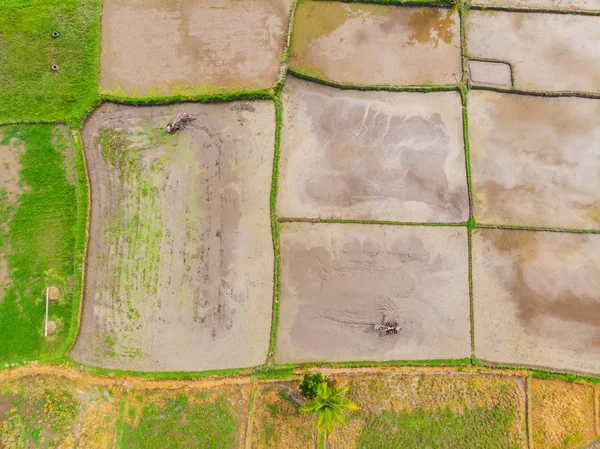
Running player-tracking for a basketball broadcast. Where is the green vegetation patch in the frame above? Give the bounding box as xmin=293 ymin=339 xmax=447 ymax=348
xmin=356 ymin=406 xmax=520 ymax=449
xmin=0 ymin=0 xmax=101 ymax=125
xmin=0 ymin=125 xmax=78 ymax=362
xmin=0 ymin=386 xmax=80 ymax=448
xmin=120 ymin=393 xmax=239 ymax=449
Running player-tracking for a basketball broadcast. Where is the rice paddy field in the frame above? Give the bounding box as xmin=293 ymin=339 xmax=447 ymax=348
xmin=0 ymin=0 xmax=599 ymax=447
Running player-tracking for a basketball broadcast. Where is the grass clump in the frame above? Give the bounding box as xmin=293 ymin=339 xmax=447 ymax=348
xmin=0 ymin=125 xmax=78 ymax=362
xmin=0 ymin=0 xmax=101 ymax=125
xmin=121 ymin=393 xmax=238 ymax=449
xmin=356 ymin=406 xmax=521 ymax=449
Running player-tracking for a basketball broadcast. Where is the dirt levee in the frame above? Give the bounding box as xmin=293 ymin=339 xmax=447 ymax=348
xmin=467 ymin=11 xmax=600 ymax=92
xmin=469 ymin=91 xmax=600 ymax=230
xmin=72 ymin=102 xmax=275 ymax=371
xmin=278 ymin=78 xmax=468 ymax=222
xmin=275 ymin=223 xmax=470 ymax=364
xmin=290 ymin=2 xmax=461 ymax=86
xmin=100 ymin=0 xmax=293 ymax=96
xmin=472 ymin=229 xmax=600 ymax=374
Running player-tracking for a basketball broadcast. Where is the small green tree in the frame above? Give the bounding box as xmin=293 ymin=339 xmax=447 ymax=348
xmin=299 ymin=372 xmax=327 ymax=399
xmin=299 ymin=381 xmax=359 ymax=434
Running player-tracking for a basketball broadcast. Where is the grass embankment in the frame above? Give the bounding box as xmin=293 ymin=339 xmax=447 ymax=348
xmin=0 ymin=0 xmax=101 ymax=126
xmin=0 ymin=125 xmax=79 ymax=362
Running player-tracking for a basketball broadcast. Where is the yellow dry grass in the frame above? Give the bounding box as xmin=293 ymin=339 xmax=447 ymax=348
xmin=531 ymin=378 xmax=598 ymax=449
xmin=250 ymin=381 xmax=315 ymax=449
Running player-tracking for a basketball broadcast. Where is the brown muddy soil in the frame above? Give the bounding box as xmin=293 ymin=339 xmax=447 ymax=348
xmin=100 ymin=0 xmax=294 ymax=96
xmin=472 ymin=229 xmax=600 ymax=375
xmin=290 ymin=2 xmax=461 ymax=85
xmin=0 ymin=131 xmax=23 ymax=292
xmin=275 ymin=222 xmax=470 ymax=364
xmin=278 ymin=77 xmax=469 ymax=222
xmin=469 ymin=91 xmax=600 ymax=230
xmin=71 ymin=102 xmax=275 ymax=371
xmin=466 ymin=10 xmax=600 ymax=92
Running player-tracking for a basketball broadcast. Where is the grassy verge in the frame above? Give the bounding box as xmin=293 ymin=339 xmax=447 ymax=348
xmin=288 ymin=68 xmax=459 ymax=93
xmin=0 ymin=125 xmax=78 ymax=363
xmin=58 ymin=130 xmax=90 ymax=360
xmin=101 ymin=89 xmax=274 ymax=106
xmin=0 ymin=0 xmax=101 ymax=126
xmin=267 ymin=94 xmax=283 ymax=361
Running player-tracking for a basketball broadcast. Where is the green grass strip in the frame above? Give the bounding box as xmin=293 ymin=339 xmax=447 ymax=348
xmin=475 ymin=224 xmax=600 ymax=235
xmin=467 ymin=228 xmax=475 ymax=358
xmin=57 ymin=129 xmax=90 ymax=360
xmin=114 ymin=395 xmax=129 ymax=449
xmin=468 ymin=3 xmax=600 ymax=16
xmin=288 ymin=68 xmax=459 ymax=93
xmin=267 ymin=94 xmax=283 ymax=361
xmin=100 ymin=89 xmax=274 ymax=106
xmin=470 ymin=85 xmax=600 ymax=100
xmin=275 ymin=0 xmax=302 ymax=92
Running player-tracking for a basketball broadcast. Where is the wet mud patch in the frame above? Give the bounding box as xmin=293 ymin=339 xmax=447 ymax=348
xmin=100 ymin=0 xmax=293 ymax=96
xmin=72 ymin=102 xmax=275 ymax=371
xmin=530 ymin=378 xmax=598 ymax=449
xmin=290 ymin=2 xmax=461 ymax=85
xmin=278 ymin=78 xmax=468 ymax=222
xmin=469 ymin=91 xmax=600 ymax=230
xmin=275 ymin=223 xmax=470 ymax=364
xmin=472 ymin=229 xmax=600 ymax=374
xmin=466 ymin=11 xmax=600 ymax=92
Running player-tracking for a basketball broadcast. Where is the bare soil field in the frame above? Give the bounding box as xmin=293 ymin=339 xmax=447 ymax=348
xmin=469 ymin=91 xmax=600 ymax=230
xmin=472 ymin=229 xmax=600 ymax=374
xmin=466 ymin=10 xmax=600 ymax=92
xmin=72 ymin=102 xmax=275 ymax=371
xmin=275 ymin=223 xmax=470 ymax=364
xmin=289 ymin=2 xmax=461 ymax=86
xmin=472 ymin=0 xmax=600 ymax=10
xmin=327 ymin=371 xmax=527 ymax=449
xmin=278 ymin=77 xmax=468 ymax=222
xmin=530 ymin=378 xmax=598 ymax=449
xmin=0 ymin=133 xmax=23 ymax=293
xmin=100 ymin=0 xmax=293 ymax=96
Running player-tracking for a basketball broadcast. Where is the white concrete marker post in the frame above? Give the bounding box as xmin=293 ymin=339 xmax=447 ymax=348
xmin=44 ymin=287 xmax=49 ymax=337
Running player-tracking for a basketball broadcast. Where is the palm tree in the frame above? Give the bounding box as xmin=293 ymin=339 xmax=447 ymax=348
xmin=299 ymin=381 xmax=359 ymax=434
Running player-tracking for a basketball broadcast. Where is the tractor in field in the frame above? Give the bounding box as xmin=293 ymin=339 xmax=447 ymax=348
xmin=166 ymin=112 xmax=195 ymax=134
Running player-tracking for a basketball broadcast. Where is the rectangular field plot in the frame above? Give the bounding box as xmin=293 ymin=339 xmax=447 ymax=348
xmin=275 ymin=223 xmax=470 ymax=364
xmin=100 ymin=0 xmax=293 ymax=97
xmin=466 ymin=10 xmax=600 ymax=92
xmin=327 ymin=372 xmax=527 ymax=449
xmin=0 ymin=125 xmax=78 ymax=361
xmin=121 ymin=384 xmax=252 ymax=449
xmin=530 ymin=378 xmax=598 ymax=449
xmin=472 ymin=229 xmax=600 ymax=374
xmin=469 ymin=92 xmax=600 ymax=230
xmin=72 ymin=102 xmax=275 ymax=371
xmin=289 ymin=2 xmax=461 ymax=86
xmin=278 ymin=78 xmax=468 ymax=222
